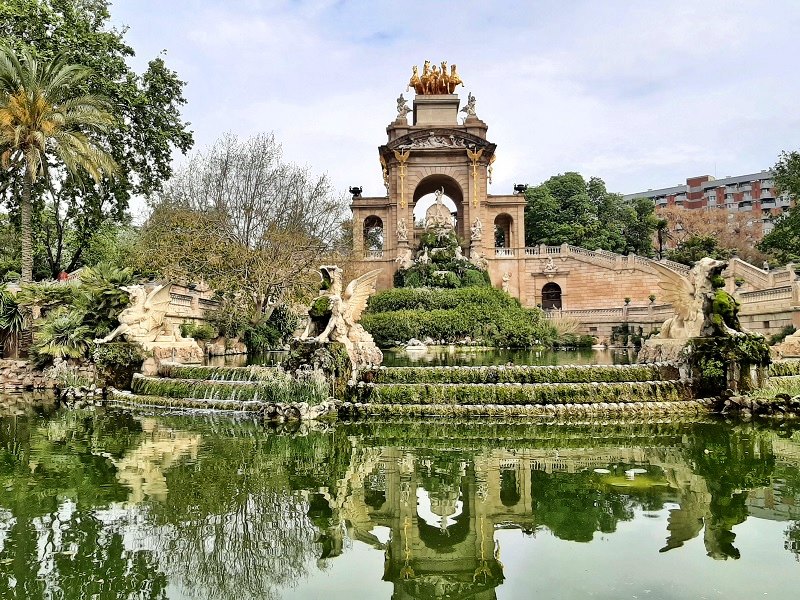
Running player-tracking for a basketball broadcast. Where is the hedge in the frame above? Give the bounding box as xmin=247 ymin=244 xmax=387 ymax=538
xmin=361 ymin=305 xmax=556 ymax=348
xmin=366 ymin=286 xmax=520 ymax=313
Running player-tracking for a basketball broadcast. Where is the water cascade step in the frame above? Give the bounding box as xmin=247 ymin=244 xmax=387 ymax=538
xmin=108 ymin=363 xmax=335 ymax=419
xmin=347 ymin=363 xmax=706 ymax=417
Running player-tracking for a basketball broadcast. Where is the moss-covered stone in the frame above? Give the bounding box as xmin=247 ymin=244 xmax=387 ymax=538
xmin=688 ymin=333 xmax=771 ymax=396
xmin=284 ymin=339 xmax=352 ymax=398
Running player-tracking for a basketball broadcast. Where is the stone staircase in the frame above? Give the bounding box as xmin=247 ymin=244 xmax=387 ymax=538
xmin=108 ymin=364 xmax=337 ymax=419
xmin=346 ymin=364 xmax=711 ymax=417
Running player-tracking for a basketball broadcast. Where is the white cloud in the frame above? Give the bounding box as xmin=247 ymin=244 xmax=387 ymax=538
xmin=111 ymin=0 xmax=800 ymax=204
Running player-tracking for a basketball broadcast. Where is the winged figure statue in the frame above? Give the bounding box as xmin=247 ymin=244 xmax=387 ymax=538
xmin=95 ymin=284 xmax=175 ymax=343
xmin=649 ymin=257 xmax=739 ymax=339
xmin=300 ymin=266 xmax=383 ymax=368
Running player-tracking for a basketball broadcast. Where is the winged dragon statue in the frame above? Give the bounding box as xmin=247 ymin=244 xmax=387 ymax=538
xmin=95 ymin=284 xmax=183 ymax=344
xmin=300 ymin=266 xmax=383 ymax=368
xmin=648 ymin=257 xmax=741 ymax=340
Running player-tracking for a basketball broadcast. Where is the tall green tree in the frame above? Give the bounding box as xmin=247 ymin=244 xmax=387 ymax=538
xmin=0 ymin=0 xmax=193 ymax=278
xmin=759 ymin=150 xmax=800 ymax=264
xmin=523 ymin=172 xmax=656 ymax=255
xmin=0 ymin=45 xmax=116 ymax=282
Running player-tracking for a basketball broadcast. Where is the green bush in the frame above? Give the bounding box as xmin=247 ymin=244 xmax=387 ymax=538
xmin=362 ymin=304 xmax=555 ymax=348
xmin=367 ymin=287 xmax=520 ymax=313
xmin=180 ymin=322 xmax=217 ymax=341
xmin=93 ymin=342 xmax=148 ymax=389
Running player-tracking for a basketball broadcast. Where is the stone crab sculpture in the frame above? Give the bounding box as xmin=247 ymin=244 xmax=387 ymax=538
xmin=299 ymin=265 xmax=383 ymax=370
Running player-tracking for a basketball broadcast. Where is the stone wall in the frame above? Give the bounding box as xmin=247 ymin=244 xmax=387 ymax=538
xmin=0 ymin=359 xmax=95 ymax=391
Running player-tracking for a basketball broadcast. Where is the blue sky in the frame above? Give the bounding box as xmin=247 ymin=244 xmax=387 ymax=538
xmin=111 ymin=0 xmax=800 ymax=206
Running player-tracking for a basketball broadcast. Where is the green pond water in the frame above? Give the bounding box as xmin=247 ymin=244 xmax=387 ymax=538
xmin=207 ymin=348 xmax=636 ymax=368
xmin=1 ymin=405 xmax=800 ymax=599
xmin=382 ymin=347 xmax=636 ymax=367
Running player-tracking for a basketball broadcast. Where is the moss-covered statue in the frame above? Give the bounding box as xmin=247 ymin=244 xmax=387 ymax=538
xmin=640 ymin=257 xmax=769 ymax=394
xmin=649 ymin=257 xmax=740 ymax=340
xmin=299 ymin=265 xmax=383 ymax=369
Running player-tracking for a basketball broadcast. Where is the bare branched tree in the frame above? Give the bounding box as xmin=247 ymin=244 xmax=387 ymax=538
xmin=135 ymin=133 xmax=348 ymax=316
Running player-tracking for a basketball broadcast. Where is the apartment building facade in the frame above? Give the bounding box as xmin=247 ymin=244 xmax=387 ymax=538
xmin=624 ymin=172 xmax=792 ymax=236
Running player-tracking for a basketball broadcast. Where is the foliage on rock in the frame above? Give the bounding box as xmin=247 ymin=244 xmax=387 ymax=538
xmin=360 ymin=364 xmax=676 ymax=385
xmin=92 ymin=342 xmax=147 ymax=389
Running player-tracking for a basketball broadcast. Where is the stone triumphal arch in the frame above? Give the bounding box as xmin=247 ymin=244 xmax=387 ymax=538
xmin=350 ymin=63 xmax=800 ymax=340
xmin=350 ymin=71 xmax=525 ymax=291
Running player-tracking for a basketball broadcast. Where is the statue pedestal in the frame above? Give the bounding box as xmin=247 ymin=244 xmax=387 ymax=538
xmin=772 ymin=331 xmax=800 ymax=359
xmin=638 ymin=338 xmax=689 ymax=364
xmin=139 ymin=340 xmax=204 ymax=376
xmin=413 ymin=94 xmax=460 ymax=126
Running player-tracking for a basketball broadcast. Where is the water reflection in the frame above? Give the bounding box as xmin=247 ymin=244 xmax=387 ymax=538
xmin=1 ymin=411 xmax=800 ymax=598
xmin=382 ymin=347 xmax=636 ymax=367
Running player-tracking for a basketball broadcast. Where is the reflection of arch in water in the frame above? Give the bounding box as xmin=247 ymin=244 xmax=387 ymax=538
xmin=500 ymin=469 xmax=521 ymax=507
xmin=411 ymin=174 xmax=465 ymax=235
xmin=416 ymin=485 xmax=472 ymax=550
xmin=541 ymin=282 xmax=562 ymax=310
xmin=416 ymin=487 xmax=463 ymax=529
xmin=494 ymin=213 xmax=514 ymax=248
xmin=363 ymin=215 xmax=384 ymax=251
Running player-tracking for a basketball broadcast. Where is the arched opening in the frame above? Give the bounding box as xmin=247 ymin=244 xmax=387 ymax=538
xmin=363 ymin=215 xmax=384 ymax=257
xmin=500 ymin=469 xmax=521 ymax=507
xmin=541 ymin=282 xmax=562 ymax=310
xmin=494 ymin=213 xmax=513 ymax=248
xmin=412 ymin=175 xmax=465 ymax=238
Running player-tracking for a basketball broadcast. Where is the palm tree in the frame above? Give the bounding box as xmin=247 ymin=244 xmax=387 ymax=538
xmin=0 ymin=45 xmax=117 ymax=283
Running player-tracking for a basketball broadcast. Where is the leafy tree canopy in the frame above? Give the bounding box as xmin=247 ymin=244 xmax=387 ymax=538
xmin=758 ymin=150 xmax=800 ymax=264
xmin=523 ymin=172 xmax=657 ymax=255
xmin=0 ymin=0 xmax=193 ymax=278
xmin=665 ymin=234 xmax=732 ymax=266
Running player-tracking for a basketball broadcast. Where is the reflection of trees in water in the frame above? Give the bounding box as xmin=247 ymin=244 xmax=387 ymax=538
xmin=4 ymin=411 xmax=800 ymax=598
xmin=0 ymin=410 xmax=166 ymax=599
xmin=530 ymin=470 xmax=639 ymax=542
xmin=148 ymin=492 xmax=320 ymax=600
xmin=142 ymin=430 xmax=353 ymax=600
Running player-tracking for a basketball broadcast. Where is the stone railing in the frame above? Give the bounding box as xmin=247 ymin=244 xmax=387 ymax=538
xmin=738 ymin=286 xmax=794 ymax=303
xmin=364 ymin=250 xmax=384 ymax=259
xmin=495 ymin=248 xmax=514 ymax=257
xmin=520 ymin=244 xmax=691 ymax=276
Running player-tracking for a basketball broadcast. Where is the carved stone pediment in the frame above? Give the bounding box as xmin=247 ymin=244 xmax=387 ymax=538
xmin=384 ymin=129 xmax=493 ymax=154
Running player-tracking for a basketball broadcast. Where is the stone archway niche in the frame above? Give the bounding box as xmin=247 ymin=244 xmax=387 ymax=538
xmin=542 ymin=282 xmax=562 ymax=309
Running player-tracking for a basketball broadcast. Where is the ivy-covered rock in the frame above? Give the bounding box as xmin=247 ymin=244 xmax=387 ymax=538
xmin=688 ymin=333 xmax=771 ymax=396
xmin=284 ymin=339 xmax=351 ymax=398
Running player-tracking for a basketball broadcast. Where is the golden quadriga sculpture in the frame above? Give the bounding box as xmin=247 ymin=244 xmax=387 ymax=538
xmin=408 ymin=60 xmax=464 ymax=95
